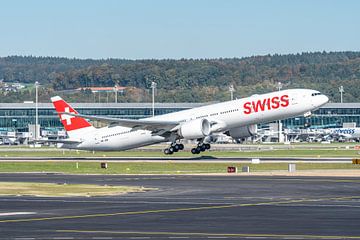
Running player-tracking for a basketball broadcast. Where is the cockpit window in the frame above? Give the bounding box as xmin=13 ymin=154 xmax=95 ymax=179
xmin=311 ymin=92 xmax=322 ymax=96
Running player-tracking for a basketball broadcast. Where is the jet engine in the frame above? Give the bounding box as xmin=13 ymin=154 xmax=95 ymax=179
xmin=227 ymin=125 xmax=257 ymax=139
xmin=178 ymin=119 xmax=211 ymax=140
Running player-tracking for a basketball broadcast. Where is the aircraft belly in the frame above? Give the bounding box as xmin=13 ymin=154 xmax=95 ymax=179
xmin=85 ymin=131 xmax=166 ymax=151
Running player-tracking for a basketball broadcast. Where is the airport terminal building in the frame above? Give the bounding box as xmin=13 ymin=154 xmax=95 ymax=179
xmin=0 ymin=102 xmax=359 ymax=132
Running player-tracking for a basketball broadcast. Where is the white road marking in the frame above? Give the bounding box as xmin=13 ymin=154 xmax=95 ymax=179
xmin=52 ymin=238 xmax=75 ymax=240
xmin=0 ymin=212 xmax=36 ymax=216
xmin=168 ymin=237 xmax=189 ymax=239
xmin=243 ymin=238 xmax=268 ymax=239
xmin=92 ymin=238 xmax=113 ymax=240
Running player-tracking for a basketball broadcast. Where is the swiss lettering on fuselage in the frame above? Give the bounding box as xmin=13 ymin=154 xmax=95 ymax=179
xmin=243 ymin=95 xmax=290 ymax=114
xmin=334 ymin=128 xmax=355 ymax=135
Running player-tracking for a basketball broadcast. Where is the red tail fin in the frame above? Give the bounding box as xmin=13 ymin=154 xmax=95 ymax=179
xmin=51 ymin=96 xmax=92 ymax=132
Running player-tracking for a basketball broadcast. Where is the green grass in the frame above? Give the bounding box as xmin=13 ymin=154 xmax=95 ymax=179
xmin=0 ymin=162 xmax=358 ymax=174
xmin=0 ymin=182 xmax=149 ymax=197
xmin=0 ymin=149 xmax=359 ymax=158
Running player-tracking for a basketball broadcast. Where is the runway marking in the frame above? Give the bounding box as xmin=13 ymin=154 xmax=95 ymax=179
xmin=0 ymin=196 xmax=360 ymax=224
xmin=55 ymin=230 xmax=360 ymax=239
xmin=168 ymin=237 xmax=189 ymax=239
xmin=52 ymin=238 xmax=74 ymax=240
xmin=129 ymin=237 xmax=151 ymax=239
xmin=0 ymin=212 xmax=36 ymax=216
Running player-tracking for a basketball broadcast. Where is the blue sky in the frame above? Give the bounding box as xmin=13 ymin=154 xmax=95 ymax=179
xmin=0 ymin=0 xmax=359 ymax=59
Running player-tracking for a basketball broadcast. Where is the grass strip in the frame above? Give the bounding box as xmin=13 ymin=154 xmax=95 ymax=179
xmin=0 ymin=162 xmax=359 ymax=174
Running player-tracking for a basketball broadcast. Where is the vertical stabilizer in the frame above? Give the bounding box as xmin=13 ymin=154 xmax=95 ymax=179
xmin=51 ymin=96 xmax=95 ymax=139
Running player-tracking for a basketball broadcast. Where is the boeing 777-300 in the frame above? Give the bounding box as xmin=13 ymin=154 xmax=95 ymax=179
xmin=50 ymin=89 xmax=328 ymax=154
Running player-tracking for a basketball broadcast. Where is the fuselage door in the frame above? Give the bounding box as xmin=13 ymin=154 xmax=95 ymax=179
xmin=291 ymin=92 xmax=299 ymax=105
xmin=94 ymin=134 xmax=100 ymax=145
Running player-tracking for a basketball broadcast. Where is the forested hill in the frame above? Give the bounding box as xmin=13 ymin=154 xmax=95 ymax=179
xmin=0 ymin=52 xmax=360 ymax=103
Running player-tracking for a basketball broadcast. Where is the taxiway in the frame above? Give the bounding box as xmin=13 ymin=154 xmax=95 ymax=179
xmin=0 ymin=174 xmax=359 ymax=239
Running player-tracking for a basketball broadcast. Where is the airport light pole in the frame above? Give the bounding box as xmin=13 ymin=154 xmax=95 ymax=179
xmin=339 ymin=85 xmax=344 ymax=103
xmin=35 ymin=81 xmax=39 ymax=140
xmin=151 ymin=81 xmax=157 ymax=117
xmin=114 ymin=85 xmax=118 ymax=103
xmin=229 ymin=84 xmax=234 ymax=101
xmin=277 ymin=82 xmax=282 ymax=142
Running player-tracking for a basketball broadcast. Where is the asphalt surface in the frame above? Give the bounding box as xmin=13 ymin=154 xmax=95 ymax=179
xmin=0 ymin=156 xmax=353 ymax=163
xmin=0 ymin=174 xmax=360 ymax=239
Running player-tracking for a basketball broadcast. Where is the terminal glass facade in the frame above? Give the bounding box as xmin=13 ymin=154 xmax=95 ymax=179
xmin=0 ymin=102 xmax=358 ymax=131
xmin=282 ymin=103 xmax=360 ymax=128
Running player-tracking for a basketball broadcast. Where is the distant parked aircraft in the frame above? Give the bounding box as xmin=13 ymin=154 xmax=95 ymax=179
xmin=326 ymin=128 xmax=360 ymax=141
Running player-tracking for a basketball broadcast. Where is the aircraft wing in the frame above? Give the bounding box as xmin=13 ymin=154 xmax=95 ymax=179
xmin=60 ymin=112 xmax=180 ymax=132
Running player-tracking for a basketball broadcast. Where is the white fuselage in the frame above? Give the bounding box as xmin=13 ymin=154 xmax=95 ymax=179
xmin=65 ymin=89 xmax=328 ymax=151
xmin=329 ymin=128 xmax=360 ymax=139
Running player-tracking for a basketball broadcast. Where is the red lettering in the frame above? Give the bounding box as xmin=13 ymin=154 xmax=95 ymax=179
xmin=271 ymin=96 xmax=280 ymax=109
xmin=280 ymin=95 xmax=289 ymax=107
xmin=252 ymin=99 xmax=267 ymax=112
xmin=244 ymin=94 xmax=289 ymax=115
xmin=267 ymin=98 xmax=271 ymax=110
xmin=243 ymin=102 xmax=252 ymax=114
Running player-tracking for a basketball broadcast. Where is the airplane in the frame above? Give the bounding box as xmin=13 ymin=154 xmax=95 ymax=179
xmin=324 ymin=127 xmax=360 ymax=142
xmin=50 ymin=89 xmax=329 ymax=154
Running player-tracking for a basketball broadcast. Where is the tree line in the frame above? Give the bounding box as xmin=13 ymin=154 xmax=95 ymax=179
xmin=0 ymin=51 xmax=359 ymax=102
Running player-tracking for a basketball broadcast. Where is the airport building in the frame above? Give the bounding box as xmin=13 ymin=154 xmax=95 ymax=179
xmin=283 ymin=103 xmax=360 ymax=128
xmin=0 ymin=102 xmax=359 ymax=132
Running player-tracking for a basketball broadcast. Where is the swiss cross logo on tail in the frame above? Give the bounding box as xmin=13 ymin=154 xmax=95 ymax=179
xmin=60 ymin=107 xmax=75 ymax=125
xmin=51 ymin=96 xmax=92 ymax=131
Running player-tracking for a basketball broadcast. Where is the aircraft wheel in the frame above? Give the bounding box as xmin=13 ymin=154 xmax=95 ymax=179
xmin=169 ymin=146 xmax=175 ymax=153
xmin=178 ymin=143 xmax=184 ymax=150
xmin=205 ymin=143 xmax=211 ymax=150
xmin=199 ymin=145 xmax=206 ymax=152
xmin=173 ymin=144 xmax=180 ymax=152
xmin=164 ymin=148 xmax=170 ymax=155
xmin=191 ymin=148 xmax=197 ymax=154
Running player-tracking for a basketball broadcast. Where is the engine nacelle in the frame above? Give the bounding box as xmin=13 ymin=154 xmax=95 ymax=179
xmin=178 ymin=119 xmax=211 ymax=140
xmin=227 ymin=125 xmax=257 ymax=139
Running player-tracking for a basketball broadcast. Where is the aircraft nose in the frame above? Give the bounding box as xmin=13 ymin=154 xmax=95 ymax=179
xmin=322 ymin=95 xmax=329 ymax=105
xmin=313 ymin=94 xmax=329 ymax=108
xmin=317 ymin=94 xmax=329 ymax=107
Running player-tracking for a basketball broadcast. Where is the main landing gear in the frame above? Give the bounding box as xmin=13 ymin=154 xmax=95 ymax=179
xmin=164 ymin=142 xmax=184 ymax=155
xmin=163 ymin=142 xmax=211 ymax=155
xmin=191 ymin=143 xmax=211 ymax=154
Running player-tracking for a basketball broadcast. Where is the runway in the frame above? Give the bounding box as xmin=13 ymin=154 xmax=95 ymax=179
xmin=0 ymin=156 xmax=353 ymax=163
xmin=0 ymin=174 xmax=360 ymax=239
